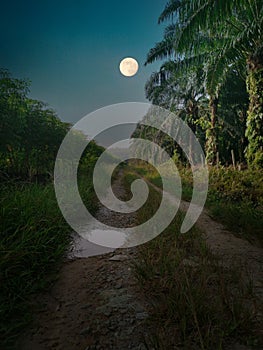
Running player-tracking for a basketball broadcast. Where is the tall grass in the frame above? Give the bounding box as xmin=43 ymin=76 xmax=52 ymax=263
xmin=0 ymin=183 xmax=69 ymax=347
xmin=0 ymin=171 xmax=96 ymax=348
xmin=124 ymin=171 xmax=261 ymax=349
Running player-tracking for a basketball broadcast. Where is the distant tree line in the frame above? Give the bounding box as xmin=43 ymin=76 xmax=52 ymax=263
xmin=0 ymin=69 xmax=106 ymax=183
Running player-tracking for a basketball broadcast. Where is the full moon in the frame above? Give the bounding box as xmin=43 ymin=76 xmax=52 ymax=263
xmin=119 ymin=57 xmax=139 ymax=77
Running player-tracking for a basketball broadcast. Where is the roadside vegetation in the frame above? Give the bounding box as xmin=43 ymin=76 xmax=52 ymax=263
xmin=123 ymin=167 xmax=262 ymax=349
xmin=0 ymin=183 xmax=71 ymax=347
xmin=182 ymin=166 xmax=263 ymax=246
xmin=0 ymin=69 xmax=102 ymax=348
xmin=129 ymin=160 xmax=263 ymax=247
xmin=1 ymin=1 xmax=262 ymax=347
xmin=132 ymin=0 xmax=263 ymax=247
xmin=143 ymin=0 xmax=263 ymax=169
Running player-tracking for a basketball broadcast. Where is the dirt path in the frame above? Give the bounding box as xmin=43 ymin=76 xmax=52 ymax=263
xmin=18 ymin=172 xmax=263 ymax=349
xmin=19 ymin=251 xmax=151 ymax=350
xmin=18 ymin=173 xmax=151 ymax=350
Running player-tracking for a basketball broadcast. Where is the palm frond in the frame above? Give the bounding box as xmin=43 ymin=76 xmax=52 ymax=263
xmin=164 ymin=23 xmax=178 ymax=39
xmin=145 ymin=37 xmax=175 ymax=65
xmin=158 ymin=0 xmax=182 ymax=24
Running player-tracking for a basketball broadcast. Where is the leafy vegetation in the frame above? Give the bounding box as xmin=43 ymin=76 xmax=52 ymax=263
xmin=144 ymin=0 xmax=263 ymax=168
xmin=130 ymin=160 xmax=263 ymax=246
xmin=204 ymin=167 xmax=263 ymax=245
xmin=1 ymin=1 xmax=262 ymax=347
xmin=0 ymin=69 xmax=70 ymax=181
xmin=0 ymin=69 xmax=103 ymax=348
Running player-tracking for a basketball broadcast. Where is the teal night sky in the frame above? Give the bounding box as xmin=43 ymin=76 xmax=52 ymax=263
xmin=0 ymin=0 xmax=166 ymax=123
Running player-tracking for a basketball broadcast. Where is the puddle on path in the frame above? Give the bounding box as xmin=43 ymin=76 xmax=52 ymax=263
xmin=68 ymin=168 xmax=137 ymax=258
xmin=68 ymin=231 xmax=114 ymax=259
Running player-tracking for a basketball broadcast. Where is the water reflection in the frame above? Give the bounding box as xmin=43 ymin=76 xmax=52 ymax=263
xmin=88 ymin=229 xmax=126 ymax=248
xmin=68 ymin=231 xmax=114 ymax=259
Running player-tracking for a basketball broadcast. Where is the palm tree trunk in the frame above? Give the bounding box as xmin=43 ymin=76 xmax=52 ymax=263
xmin=189 ymin=105 xmax=198 ymax=165
xmin=245 ymin=55 xmax=263 ymax=168
xmin=206 ymin=96 xmax=218 ymax=165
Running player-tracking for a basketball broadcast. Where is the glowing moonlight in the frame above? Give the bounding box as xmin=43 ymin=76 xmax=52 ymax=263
xmin=119 ymin=57 xmax=139 ymax=77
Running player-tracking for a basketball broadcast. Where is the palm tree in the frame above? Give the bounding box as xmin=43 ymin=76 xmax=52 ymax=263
xmin=145 ymin=2 xmax=235 ymax=164
xmin=146 ymin=0 xmax=263 ymax=166
xmin=145 ymin=61 xmax=207 ymax=163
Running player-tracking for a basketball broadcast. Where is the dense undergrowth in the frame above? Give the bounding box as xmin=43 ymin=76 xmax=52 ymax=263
xmin=181 ymin=166 xmax=263 ymax=246
xmin=123 ymin=168 xmax=261 ymax=349
xmin=130 ymin=160 xmax=263 ymax=246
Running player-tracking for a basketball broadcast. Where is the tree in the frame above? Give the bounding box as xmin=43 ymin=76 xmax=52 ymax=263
xmin=145 ymin=2 xmax=234 ymax=164
xmin=0 ymin=69 xmax=29 ymax=158
xmin=0 ymin=69 xmax=70 ymax=180
xmin=145 ymin=62 xmax=207 ymax=163
xmin=145 ymin=0 xmax=263 ymax=166
xmin=161 ymin=0 xmax=263 ymax=166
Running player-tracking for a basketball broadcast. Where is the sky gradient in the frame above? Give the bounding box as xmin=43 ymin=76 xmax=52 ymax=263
xmin=1 ymin=0 xmax=166 ymax=123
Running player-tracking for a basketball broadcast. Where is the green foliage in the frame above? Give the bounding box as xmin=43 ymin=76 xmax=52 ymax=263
xmin=0 ymin=163 xmax=102 ymax=348
xmin=217 ymin=71 xmax=248 ymax=164
xmin=0 ymin=69 xmax=30 ymax=152
xmin=205 ymin=99 xmax=218 ymax=165
xmin=132 ymin=159 xmax=263 ymax=245
xmin=145 ymin=0 xmax=263 ymax=167
xmin=0 ymin=69 xmax=70 ymax=180
xmin=207 ymin=167 xmax=263 ymax=206
xmin=181 ymin=166 xmax=263 ymax=244
xmin=0 ymin=69 xmax=105 ymax=348
xmin=245 ymin=66 xmax=263 ymax=168
xmin=210 ymin=202 xmax=263 ymax=246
